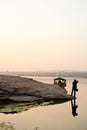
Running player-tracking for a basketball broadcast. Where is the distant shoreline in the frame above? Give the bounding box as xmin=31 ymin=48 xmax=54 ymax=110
xmin=0 ymin=71 xmax=87 ymax=78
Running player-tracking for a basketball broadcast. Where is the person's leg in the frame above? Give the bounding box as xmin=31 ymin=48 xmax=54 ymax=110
xmin=74 ymin=90 xmax=76 ymax=98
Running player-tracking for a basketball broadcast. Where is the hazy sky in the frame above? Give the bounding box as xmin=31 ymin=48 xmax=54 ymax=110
xmin=0 ymin=0 xmax=87 ymax=71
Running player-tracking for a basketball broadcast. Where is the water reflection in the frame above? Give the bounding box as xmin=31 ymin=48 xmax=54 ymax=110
xmin=0 ymin=121 xmax=15 ymax=130
xmin=71 ymin=97 xmax=78 ymax=117
xmin=0 ymin=99 xmax=70 ymax=114
xmin=0 ymin=99 xmax=79 ymax=130
xmin=34 ymin=127 xmax=40 ymax=130
xmin=0 ymin=121 xmax=39 ymax=130
xmin=0 ymin=99 xmax=78 ymax=117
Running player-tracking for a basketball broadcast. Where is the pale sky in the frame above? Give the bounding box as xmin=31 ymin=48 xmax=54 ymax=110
xmin=0 ymin=0 xmax=87 ymax=71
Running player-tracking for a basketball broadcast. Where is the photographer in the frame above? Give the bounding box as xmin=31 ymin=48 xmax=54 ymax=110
xmin=71 ymin=80 xmax=78 ymax=97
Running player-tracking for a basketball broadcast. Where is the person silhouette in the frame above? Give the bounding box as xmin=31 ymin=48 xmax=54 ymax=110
xmin=71 ymin=79 xmax=78 ymax=97
xmin=71 ymin=97 xmax=78 ymax=117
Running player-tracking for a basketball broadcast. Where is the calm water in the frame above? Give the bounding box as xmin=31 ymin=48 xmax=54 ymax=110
xmin=0 ymin=76 xmax=87 ymax=130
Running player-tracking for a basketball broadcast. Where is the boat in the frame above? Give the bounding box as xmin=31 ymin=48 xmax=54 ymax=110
xmin=54 ymin=77 xmax=66 ymax=87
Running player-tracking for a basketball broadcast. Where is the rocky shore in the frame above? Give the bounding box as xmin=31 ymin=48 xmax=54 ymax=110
xmin=0 ymin=75 xmax=73 ymax=103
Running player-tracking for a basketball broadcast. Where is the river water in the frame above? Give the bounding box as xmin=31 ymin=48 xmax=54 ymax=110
xmin=0 ymin=76 xmax=87 ymax=130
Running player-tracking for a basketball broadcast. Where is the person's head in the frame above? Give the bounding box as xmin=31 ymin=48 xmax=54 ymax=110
xmin=74 ymin=79 xmax=76 ymax=82
xmin=74 ymin=79 xmax=78 ymax=83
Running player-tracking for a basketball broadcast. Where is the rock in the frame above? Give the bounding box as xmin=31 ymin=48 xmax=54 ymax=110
xmin=0 ymin=75 xmax=73 ymax=103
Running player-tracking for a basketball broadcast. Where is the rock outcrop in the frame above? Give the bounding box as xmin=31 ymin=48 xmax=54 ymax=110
xmin=0 ymin=75 xmax=72 ymax=102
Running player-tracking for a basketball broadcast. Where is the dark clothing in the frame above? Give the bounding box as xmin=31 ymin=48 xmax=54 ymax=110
xmin=71 ymin=80 xmax=78 ymax=97
xmin=72 ymin=81 xmax=78 ymax=91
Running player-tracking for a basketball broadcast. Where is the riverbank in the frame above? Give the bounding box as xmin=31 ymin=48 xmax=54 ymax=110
xmin=0 ymin=75 xmax=73 ymax=103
